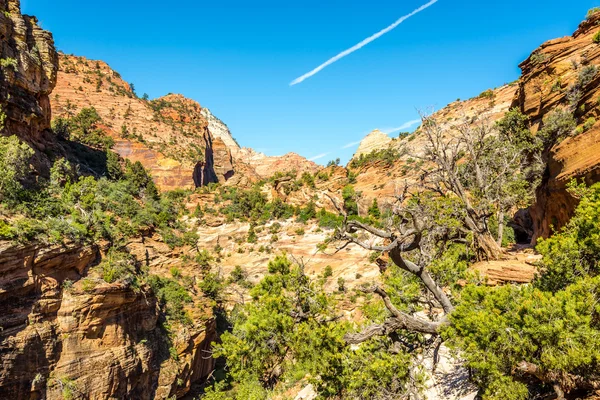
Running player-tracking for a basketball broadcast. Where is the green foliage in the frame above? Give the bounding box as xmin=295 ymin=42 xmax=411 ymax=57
xmin=300 ymin=171 xmax=315 ymax=188
xmin=296 ymin=201 xmax=316 ymax=223
xmin=347 ymin=169 xmax=358 ymax=184
xmin=0 ymin=136 xmax=34 ymax=204
xmin=349 ymin=148 xmax=402 ymax=169
xmin=537 ymin=108 xmax=576 ymax=149
xmin=587 ymin=7 xmax=600 ymax=19
xmin=207 ymin=254 xmax=416 ymax=398
xmin=195 ymin=250 xmax=214 ymax=269
xmin=229 ymin=265 xmax=248 ymax=284
xmin=105 ymin=150 xmax=123 ymax=180
xmin=342 ymin=185 xmax=358 ymax=216
xmin=446 ymin=184 xmax=600 ymax=398
xmin=247 ymin=223 xmax=257 ymax=243
xmin=594 ymin=30 xmax=600 ymax=44
xmin=199 ymin=272 xmax=225 ymax=301
xmin=326 ymin=158 xmax=340 ymax=167
xmin=535 ymin=182 xmax=600 ymax=292
xmin=446 ymin=277 xmax=600 ymax=399
xmin=323 ymin=265 xmax=333 ymax=278
xmin=0 ymin=105 xmax=7 ymax=131
xmin=477 ymin=89 xmax=495 ymax=99
xmin=98 ymin=248 xmax=137 ymax=283
xmin=367 ymin=198 xmax=381 ymax=219
xmin=530 ymin=52 xmax=547 ymax=65
xmin=0 ymin=57 xmax=18 ymax=70
xmin=54 ymin=107 xmax=115 ymax=150
xmin=1 ymin=150 xmax=184 ymax=245
xmin=147 ymin=275 xmax=192 ymax=324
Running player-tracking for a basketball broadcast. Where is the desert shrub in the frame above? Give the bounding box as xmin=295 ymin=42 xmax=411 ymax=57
xmin=98 ymin=248 xmax=137 ymax=283
xmin=147 ymin=275 xmax=192 ymax=324
xmin=199 ymin=272 xmax=225 ymax=301
xmin=446 ymin=182 xmax=600 ymax=399
xmin=342 ymin=185 xmax=358 ymax=216
xmin=587 ymin=7 xmax=600 ymax=19
xmin=195 ymin=250 xmax=214 ymax=269
xmin=301 ymin=172 xmax=315 ymax=188
xmin=537 ymin=108 xmax=576 ymax=148
xmin=0 ymin=136 xmax=34 ymax=204
xmin=350 ymin=148 xmax=402 ymax=169
xmin=367 ymin=198 xmax=381 ymax=219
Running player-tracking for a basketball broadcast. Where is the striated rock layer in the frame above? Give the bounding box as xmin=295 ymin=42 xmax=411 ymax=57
xmin=0 ymin=240 xmax=216 ymax=400
xmin=516 ymin=14 xmax=600 ymax=241
xmin=0 ymin=0 xmax=58 ymax=173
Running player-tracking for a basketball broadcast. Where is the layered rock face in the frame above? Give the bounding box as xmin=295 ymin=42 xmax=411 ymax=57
xmin=0 ymin=2 xmax=217 ymax=398
xmin=51 ymin=55 xmax=235 ymax=190
xmin=0 ymin=0 xmax=58 ymax=171
xmin=0 ymin=240 xmax=216 ymax=400
xmin=516 ymin=14 xmax=600 ymax=240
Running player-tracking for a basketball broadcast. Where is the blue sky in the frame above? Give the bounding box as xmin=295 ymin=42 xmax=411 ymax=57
xmin=22 ymin=0 xmax=598 ymax=164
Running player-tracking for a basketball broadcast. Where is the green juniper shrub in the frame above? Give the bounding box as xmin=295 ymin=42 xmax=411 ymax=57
xmin=147 ymin=275 xmax=193 ymax=325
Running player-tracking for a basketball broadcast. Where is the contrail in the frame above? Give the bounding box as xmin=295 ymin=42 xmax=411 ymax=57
xmin=383 ymin=119 xmax=421 ymax=134
xmin=309 ymin=152 xmax=329 ymax=161
xmin=290 ymin=0 xmax=439 ymax=86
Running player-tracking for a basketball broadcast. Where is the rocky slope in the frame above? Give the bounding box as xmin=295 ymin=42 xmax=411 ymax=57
xmin=347 ymin=83 xmax=517 ymax=215
xmin=234 ymin=147 xmax=320 ymax=179
xmin=353 ymin=129 xmax=392 ymax=159
xmin=518 ymin=13 xmax=600 ymax=240
xmin=52 ymin=54 xmax=236 ymax=190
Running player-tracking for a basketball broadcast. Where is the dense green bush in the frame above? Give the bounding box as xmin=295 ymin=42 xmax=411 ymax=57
xmin=446 ymin=182 xmax=600 ymax=399
xmin=53 ymin=107 xmax=114 ymax=150
xmin=0 ymin=136 xmax=34 ymax=204
xmin=147 ymin=274 xmax=193 ymax=324
xmin=207 ymin=255 xmax=415 ymax=398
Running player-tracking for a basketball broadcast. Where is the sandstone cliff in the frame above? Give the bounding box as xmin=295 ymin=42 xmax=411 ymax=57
xmin=517 ymin=14 xmax=600 ymax=240
xmin=0 ymin=0 xmax=58 ymax=173
xmin=352 ymin=129 xmax=392 ymax=161
xmin=51 ymin=55 xmax=235 ymax=190
xmin=0 ymin=239 xmax=217 ymax=400
xmin=235 ymin=147 xmax=320 ymax=179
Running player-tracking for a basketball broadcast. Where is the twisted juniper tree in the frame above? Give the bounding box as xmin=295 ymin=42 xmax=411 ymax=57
xmin=330 ymin=109 xmax=543 ymax=344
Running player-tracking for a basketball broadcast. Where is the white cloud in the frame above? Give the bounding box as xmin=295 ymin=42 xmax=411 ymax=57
xmin=382 ymin=119 xmax=421 ymax=134
xmin=341 ymin=140 xmax=363 ymax=149
xmin=289 ymin=0 xmax=439 ymax=86
xmin=309 ymin=153 xmax=330 ymax=161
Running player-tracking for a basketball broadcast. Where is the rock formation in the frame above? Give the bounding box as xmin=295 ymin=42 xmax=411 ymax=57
xmin=0 ymin=0 xmax=58 ymax=173
xmin=349 ymin=14 xmax=600 ymax=242
xmin=352 ymin=129 xmax=392 ymax=161
xmin=201 ymin=107 xmax=240 ymax=152
xmin=516 ymin=14 xmax=600 ymax=240
xmin=0 ymin=239 xmax=217 ymax=400
xmin=51 ymin=55 xmax=235 ymax=190
xmin=235 ymin=147 xmax=319 ymax=179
